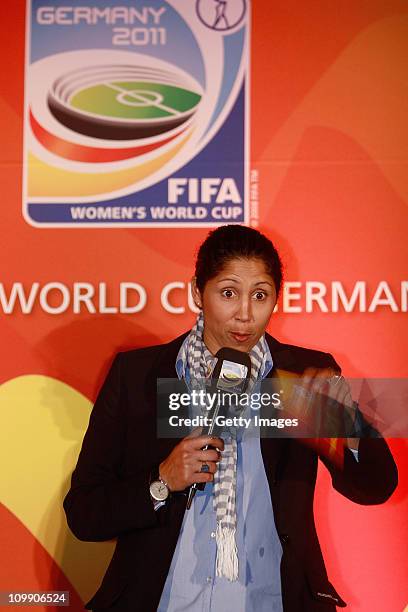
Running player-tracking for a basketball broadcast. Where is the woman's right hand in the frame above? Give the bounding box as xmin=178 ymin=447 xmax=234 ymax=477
xmin=159 ymin=433 xmax=224 ymax=492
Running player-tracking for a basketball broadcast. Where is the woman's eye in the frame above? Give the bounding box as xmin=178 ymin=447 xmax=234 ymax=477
xmin=221 ymin=289 xmax=235 ymax=298
xmin=254 ymin=291 xmax=266 ymax=300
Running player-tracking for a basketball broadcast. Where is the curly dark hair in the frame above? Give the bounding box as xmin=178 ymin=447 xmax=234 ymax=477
xmin=195 ymin=225 xmax=283 ymax=295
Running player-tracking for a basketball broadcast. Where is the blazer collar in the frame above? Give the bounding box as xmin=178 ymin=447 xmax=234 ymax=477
xmin=265 ymin=333 xmax=297 ymax=374
xmin=154 ymin=331 xmax=190 ymax=380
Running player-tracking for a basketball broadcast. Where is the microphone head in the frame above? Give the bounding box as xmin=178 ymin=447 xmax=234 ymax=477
xmin=212 ymin=347 xmax=251 ymax=393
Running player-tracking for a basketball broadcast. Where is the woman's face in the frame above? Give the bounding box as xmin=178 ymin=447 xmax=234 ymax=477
xmin=192 ymin=257 xmax=277 ymax=355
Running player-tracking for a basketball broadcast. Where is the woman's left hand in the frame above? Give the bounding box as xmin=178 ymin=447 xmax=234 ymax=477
xmin=279 ymin=366 xmax=360 ymax=453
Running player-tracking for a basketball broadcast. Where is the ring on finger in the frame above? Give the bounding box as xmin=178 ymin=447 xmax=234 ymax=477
xmin=200 ymin=462 xmax=210 ymax=473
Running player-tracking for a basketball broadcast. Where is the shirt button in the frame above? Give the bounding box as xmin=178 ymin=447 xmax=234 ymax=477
xmin=210 ymin=531 xmax=216 ymax=538
xmin=206 ymin=576 xmax=212 ymax=584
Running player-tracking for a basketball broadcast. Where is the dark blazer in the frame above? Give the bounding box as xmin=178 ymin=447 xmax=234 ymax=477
xmin=63 ymin=333 xmax=398 ymax=612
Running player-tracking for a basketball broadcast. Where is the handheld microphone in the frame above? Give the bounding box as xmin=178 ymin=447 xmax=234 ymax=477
xmin=186 ymin=347 xmax=251 ymax=509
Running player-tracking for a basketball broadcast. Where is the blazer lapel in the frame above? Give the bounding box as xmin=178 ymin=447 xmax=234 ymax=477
xmin=147 ymin=332 xmax=190 ymax=461
xmin=260 ymin=334 xmax=296 ymax=490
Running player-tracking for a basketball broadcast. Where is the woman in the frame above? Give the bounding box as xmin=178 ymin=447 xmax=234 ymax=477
xmin=64 ymin=225 xmax=397 ymax=612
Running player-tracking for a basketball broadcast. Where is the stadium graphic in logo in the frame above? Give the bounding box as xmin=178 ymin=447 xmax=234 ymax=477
xmin=24 ymin=0 xmax=250 ymax=227
xmin=48 ymin=65 xmax=202 ymax=141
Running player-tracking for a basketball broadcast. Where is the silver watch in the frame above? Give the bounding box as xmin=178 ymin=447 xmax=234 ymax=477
xmin=149 ymin=476 xmax=170 ymax=502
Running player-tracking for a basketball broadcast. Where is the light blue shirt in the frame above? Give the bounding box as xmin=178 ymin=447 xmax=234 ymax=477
xmin=157 ymin=342 xmax=284 ymax=612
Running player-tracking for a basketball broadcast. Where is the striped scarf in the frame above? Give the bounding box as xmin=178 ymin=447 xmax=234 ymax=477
xmin=179 ymin=311 xmax=268 ymax=581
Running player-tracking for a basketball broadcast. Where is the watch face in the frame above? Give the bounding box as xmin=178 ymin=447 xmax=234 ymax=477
xmin=150 ymin=480 xmax=169 ymax=501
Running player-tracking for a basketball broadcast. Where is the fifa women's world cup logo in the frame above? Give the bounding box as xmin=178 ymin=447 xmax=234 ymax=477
xmin=24 ymin=0 xmax=250 ymax=227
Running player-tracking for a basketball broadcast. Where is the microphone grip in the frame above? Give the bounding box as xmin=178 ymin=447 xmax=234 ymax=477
xmin=197 ymin=441 xmax=218 ymax=490
xmin=186 ymin=443 xmax=217 ymax=508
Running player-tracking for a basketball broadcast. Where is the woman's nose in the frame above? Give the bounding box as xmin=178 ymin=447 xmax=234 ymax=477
xmin=235 ymin=297 xmax=252 ymax=321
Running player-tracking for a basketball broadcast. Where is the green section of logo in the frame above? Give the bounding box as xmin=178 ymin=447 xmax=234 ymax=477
xmin=70 ymin=81 xmax=201 ymax=120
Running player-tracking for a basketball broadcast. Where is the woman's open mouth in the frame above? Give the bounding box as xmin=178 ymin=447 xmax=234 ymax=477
xmin=230 ymin=332 xmax=252 ymax=343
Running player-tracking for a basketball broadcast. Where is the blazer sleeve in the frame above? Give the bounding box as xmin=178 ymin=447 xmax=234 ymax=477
xmin=309 ymin=351 xmax=398 ymax=505
xmin=63 ymin=352 xmax=159 ymax=542
xmin=320 ymin=421 xmax=398 ymax=505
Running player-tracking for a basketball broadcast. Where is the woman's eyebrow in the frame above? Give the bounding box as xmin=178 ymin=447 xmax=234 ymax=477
xmin=216 ymin=278 xmax=274 ymax=286
xmin=216 ymin=277 xmax=240 ymax=283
